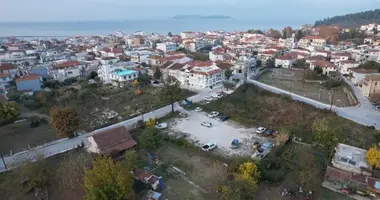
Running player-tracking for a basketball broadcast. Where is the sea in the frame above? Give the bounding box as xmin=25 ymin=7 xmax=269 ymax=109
xmin=0 ymin=19 xmax=307 ymax=38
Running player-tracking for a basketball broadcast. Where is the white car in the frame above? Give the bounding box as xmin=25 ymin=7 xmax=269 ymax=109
xmin=201 ymin=143 xmax=217 ymax=151
xmin=256 ymin=127 xmax=267 ymax=134
xmin=208 ymin=111 xmax=219 ymax=118
xmin=201 ymin=122 xmax=213 ymax=128
xmin=155 ymin=123 xmax=168 ymax=129
xmin=195 ymin=107 xmax=203 ymax=112
xmin=179 ymin=112 xmax=188 ymax=118
xmin=204 ymin=96 xmax=213 ymax=101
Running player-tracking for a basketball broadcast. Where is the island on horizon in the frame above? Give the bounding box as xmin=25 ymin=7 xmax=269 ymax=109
xmin=171 ymin=14 xmax=233 ymax=20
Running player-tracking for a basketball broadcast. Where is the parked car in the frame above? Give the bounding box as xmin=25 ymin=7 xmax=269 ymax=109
xmin=155 ymin=123 xmax=168 ymax=129
xmin=216 ymin=93 xmax=224 ymax=98
xmin=152 ymin=80 xmax=160 ymax=84
xmin=258 ymin=142 xmax=274 ymax=153
xmin=208 ymin=111 xmax=219 ymax=118
xmin=230 ymin=139 xmax=239 ymax=149
xmin=218 ymin=115 xmax=229 ymax=121
xmin=194 ymin=107 xmax=203 ymax=112
xmin=252 ymin=141 xmax=261 ymax=149
xmin=179 ymin=112 xmax=188 ymax=118
xmin=263 ymin=129 xmax=276 ymax=136
xmin=256 ymin=127 xmax=267 ymax=134
xmin=376 ymin=106 xmax=380 ymax=111
xmin=201 ymin=122 xmax=213 ymax=128
xmin=205 ymin=96 xmax=213 ymax=101
xmin=201 ymin=143 xmax=217 ymax=151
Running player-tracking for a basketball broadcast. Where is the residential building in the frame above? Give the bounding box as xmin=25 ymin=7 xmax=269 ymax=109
xmin=338 ymin=60 xmax=360 ymax=75
xmin=310 ymin=60 xmax=337 ymax=75
xmin=323 ymin=143 xmax=380 ymax=198
xmin=351 ymin=68 xmax=379 ymax=85
xmin=15 ymin=74 xmax=42 ymax=92
xmin=87 ymin=126 xmax=137 ymax=158
xmin=99 ymin=57 xmax=120 ymax=65
xmin=209 ymin=51 xmax=225 ymax=61
xmin=258 ymin=50 xmax=277 ymax=63
xmin=361 ymin=74 xmax=380 ymax=97
xmin=298 ymin=36 xmax=327 ymax=50
xmin=331 ymin=52 xmax=351 ymax=63
xmin=133 ymin=168 xmax=162 ymax=190
xmin=109 ymin=69 xmax=139 ymax=87
xmin=52 ymin=61 xmax=83 ymax=81
xmin=98 ymin=62 xmax=139 ymax=84
xmin=156 ymin=42 xmax=177 ymax=53
xmin=0 ymin=63 xmax=19 ymax=78
xmin=100 ymin=47 xmax=124 ymax=57
xmin=0 ymin=73 xmax=13 ymax=88
xmin=275 ymin=53 xmax=297 ymax=68
xmin=311 ymin=50 xmax=331 ymax=58
xmin=180 ymin=31 xmax=196 ymax=39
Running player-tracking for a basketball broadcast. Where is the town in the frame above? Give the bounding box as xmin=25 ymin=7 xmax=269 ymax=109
xmin=1 ymin=17 xmax=380 ymax=200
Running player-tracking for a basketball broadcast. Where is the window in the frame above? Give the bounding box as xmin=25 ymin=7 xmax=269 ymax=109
xmin=348 ymin=160 xmax=357 ymax=166
xmin=67 ymin=71 xmax=73 ymax=75
xmin=340 ymin=157 xmax=348 ymax=163
xmin=128 ymin=76 xmax=131 ymax=79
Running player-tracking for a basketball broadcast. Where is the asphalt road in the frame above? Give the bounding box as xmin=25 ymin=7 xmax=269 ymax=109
xmin=0 ymin=87 xmax=220 ymax=172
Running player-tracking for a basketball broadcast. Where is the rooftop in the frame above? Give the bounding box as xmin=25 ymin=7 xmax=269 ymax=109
xmin=114 ymin=69 xmax=137 ymax=76
xmin=16 ymin=74 xmax=40 ymax=82
xmin=332 ymin=143 xmax=370 ymax=174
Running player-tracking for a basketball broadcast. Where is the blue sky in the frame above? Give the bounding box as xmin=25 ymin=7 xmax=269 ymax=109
xmin=2 ymin=0 xmax=380 ymax=22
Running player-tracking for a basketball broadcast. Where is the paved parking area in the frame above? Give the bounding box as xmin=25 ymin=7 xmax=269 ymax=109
xmin=169 ymin=110 xmax=270 ymax=156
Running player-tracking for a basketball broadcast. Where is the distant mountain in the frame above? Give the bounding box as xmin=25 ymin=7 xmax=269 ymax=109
xmin=171 ymin=15 xmax=233 ymax=20
xmin=314 ymin=9 xmax=380 ymax=28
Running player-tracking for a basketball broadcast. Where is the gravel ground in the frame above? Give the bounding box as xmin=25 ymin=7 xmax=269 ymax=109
xmin=169 ymin=110 xmax=270 ymax=156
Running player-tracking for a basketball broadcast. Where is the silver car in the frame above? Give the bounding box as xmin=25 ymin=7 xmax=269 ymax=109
xmin=201 ymin=122 xmax=213 ymax=128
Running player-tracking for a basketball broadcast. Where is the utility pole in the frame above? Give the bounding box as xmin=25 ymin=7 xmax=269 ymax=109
xmin=1 ymin=153 xmax=7 ymax=171
xmin=329 ymin=89 xmax=336 ymax=110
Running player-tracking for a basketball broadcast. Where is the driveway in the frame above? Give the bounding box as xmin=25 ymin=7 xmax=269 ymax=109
xmin=169 ymin=110 xmax=270 ymax=156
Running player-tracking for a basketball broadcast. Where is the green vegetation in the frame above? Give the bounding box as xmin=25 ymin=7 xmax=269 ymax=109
xmin=161 ymin=76 xmax=185 ymax=113
xmin=247 ymin=29 xmax=264 ymax=34
xmin=0 ymin=101 xmax=20 ymax=125
xmin=205 ymin=84 xmax=378 ymax=148
xmin=315 ymin=9 xmax=380 ymax=28
xmin=50 ymin=107 xmax=81 ymax=138
xmin=357 ymin=61 xmax=380 ymax=72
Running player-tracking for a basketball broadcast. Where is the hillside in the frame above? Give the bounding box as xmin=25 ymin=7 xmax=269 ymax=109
xmin=314 ymin=9 xmax=380 ymax=28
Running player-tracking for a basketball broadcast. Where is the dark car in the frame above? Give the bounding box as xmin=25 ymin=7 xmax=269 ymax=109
xmin=218 ymin=115 xmax=229 ymax=121
xmin=263 ymin=129 xmax=276 ymax=136
xmin=152 ymin=80 xmax=160 ymax=84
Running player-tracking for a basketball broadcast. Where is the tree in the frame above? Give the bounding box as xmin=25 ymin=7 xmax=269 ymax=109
xmin=367 ymin=147 xmax=380 ymax=168
xmin=146 ymin=118 xmax=156 ymax=128
xmin=132 ymin=79 xmax=139 ymax=89
xmin=138 ymin=128 xmax=162 ymax=150
xmin=154 ymin=66 xmax=162 ymax=80
xmin=176 ymin=47 xmax=187 ymax=53
xmin=121 ymin=150 xmax=139 ymax=170
xmin=161 ymin=76 xmax=183 ymax=113
xmin=314 ymin=66 xmax=323 ymax=75
xmin=256 ymin=59 xmax=262 ymax=67
xmin=224 ymin=69 xmax=233 ymax=80
xmin=312 ymin=117 xmax=343 ymax=159
xmin=168 ymin=31 xmax=172 ymax=37
xmin=247 ymin=29 xmax=264 ymax=34
xmin=282 ymin=26 xmax=293 ymax=39
xmin=266 ymin=28 xmax=282 ymax=39
xmin=223 ymin=82 xmax=235 ymax=91
xmin=266 ymin=58 xmax=275 ymax=68
xmin=293 ymin=148 xmax=321 ymax=191
xmin=0 ymin=101 xmax=20 ymax=125
xmin=295 ymin=59 xmax=307 ymax=68
xmin=87 ymin=71 xmax=98 ymax=79
xmin=50 ymin=107 xmax=80 ymax=138
xmin=137 ymin=73 xmax=150 ymax=85
xmin=295 ymin=30 xmax=304 ymax=41
xmin=83 ymin=156 xmax=135 ymax=200
xmin=220 ymin=161 xmax=260 ymax=200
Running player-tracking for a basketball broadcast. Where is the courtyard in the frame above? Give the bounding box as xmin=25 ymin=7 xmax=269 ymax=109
xmin=258 ymin=68 xmax=357 ymax=107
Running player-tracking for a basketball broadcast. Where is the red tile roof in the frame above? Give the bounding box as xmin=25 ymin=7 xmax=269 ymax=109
xmin=277 ymin=53 xmax=297 ymax=60
xmin=191 ymin=68 xmax=221 ymax=76
xmin=0 ymin=63 xmax=17 ymax=70
xmin=187 ymin=60 xmax=213 ymax=67
xmin=92 ymin=126 xmax=136 ymax=157
xmin=332 ymin=52 xmax=351 ymax=57
xmin=55 ymin=61 xmax=81 ymax=69
xmin=0 ymin=73 xmax=10 ymax=78
xmin=312 ymin=60 xmax=336 ymax=68
xmin=216 ymin=62 xmax=234 ymax=70
xmin=16 ymin=74 xmax=40 ymax=82
xmin=261 ymin=50 xmax=277 ymax=55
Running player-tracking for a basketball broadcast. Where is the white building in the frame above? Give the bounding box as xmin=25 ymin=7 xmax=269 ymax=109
xmin=310 ymin=60 xmax=337 ymax=75
xmin=98 ymin=57 xmax=120 ymax=65
xmin=156 ymin=42 xmax=177 ymax=53
xmin=0 ymin=63 xmax=19 ymax=78
xmin=330 ymin=52 xmax=351 ymax=63
xmin=109 ymin=69 xmax=139 ymax=87
xmin=180 ymin=31 xmax=196 ymax=39
xmin=338 ymin=60 xmax=360 ymax=75
xmin=209 ymin=51 xmax=224 ymax=61
xmin=98 ymin=62 xmax=138 ymax=84
xmin=275 ymin=53 xmax=297 ymax=68
xmin=52 ymin=61 xmax=83 ymax=82
xmin=351 ymin=68 xmax=380 ymax=85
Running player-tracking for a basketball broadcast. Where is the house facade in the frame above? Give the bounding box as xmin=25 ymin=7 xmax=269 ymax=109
xmin=361 ymin=74 xmax=380 ymax=97
xmin=156 ymin=42 xmax=177 ymax=53
xmin=298 ymin=36 xmax=327 ymax=50
xmin=275 ymin=53 xmax=297 ymax=68
xmin=351 ymin=68 xmax=379 ymax=85
xmin=15 ymin=74 xmax=42 ymax=92
xmin=109 ymin=69 xmax=139 ymax=87
xmin=0 ymin=63 xmax=19 ymax=78
xmin=310 ymin=60 xmax=337 ymax=75
xmin=52 ymin=61 xmax=83 ymax=82
xmin=338 ymin=60 xmax=360 ymax=75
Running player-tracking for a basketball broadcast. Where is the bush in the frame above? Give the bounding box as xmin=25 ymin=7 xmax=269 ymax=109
xmin=23 ymin=100 xmax=42 ymax=110
xmin=322 ymin=79 xmax=342 ymax=89
xmin=138 ymin=128 xmax=162 ymax=150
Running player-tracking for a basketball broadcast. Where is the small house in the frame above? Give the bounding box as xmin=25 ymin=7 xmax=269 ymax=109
xmin=15 ymin=74 xmax=42 ymax=92
xmin=87 ymin=126 xmax=137 ymax=158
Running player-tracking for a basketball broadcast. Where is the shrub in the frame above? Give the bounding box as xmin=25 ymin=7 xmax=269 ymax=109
xmin=322 ymin=79 xmax=342 ymax=89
